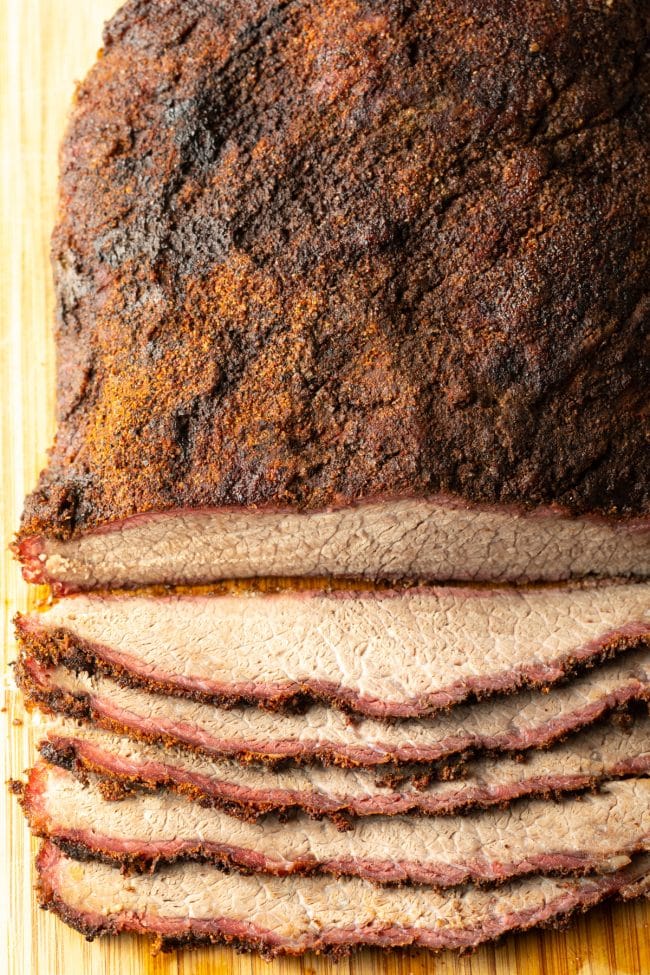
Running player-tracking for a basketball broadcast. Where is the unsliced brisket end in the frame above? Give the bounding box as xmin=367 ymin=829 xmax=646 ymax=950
xmin=17 ymin=648 xmax=650 ymax=769
xmin=21 ymin=763 xmax=650 ymax=886
xmin=38 ymin=715 xmax=650 ymax=823
xmin=36 ymin=843 xmax=650 ymax=956
xmin=16 ymin=0 xmax=650 ymax=592
xmin=16 ymin=583 xmax=650 ymax=718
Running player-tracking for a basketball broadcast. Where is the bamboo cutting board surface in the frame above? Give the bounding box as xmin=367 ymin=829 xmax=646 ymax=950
xmin=1 ymin=2 xmax=649 ymax=973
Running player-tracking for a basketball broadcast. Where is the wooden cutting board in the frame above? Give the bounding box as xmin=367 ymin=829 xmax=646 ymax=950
xmin=1 ymin=2 xmax=648 ymax=972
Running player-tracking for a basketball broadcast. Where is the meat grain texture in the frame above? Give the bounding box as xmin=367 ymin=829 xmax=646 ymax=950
xmin=10 ymin=0 xmax=650 ymax=959
xmin=14 ymin=0 xmax=650 ymax=589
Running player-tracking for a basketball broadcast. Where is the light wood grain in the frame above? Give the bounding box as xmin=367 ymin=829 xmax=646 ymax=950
xmin=1 ymin=2 xmax=649 ymax=973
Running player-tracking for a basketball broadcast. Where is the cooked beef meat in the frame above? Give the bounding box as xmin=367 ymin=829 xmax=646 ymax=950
xmin=15 ymin=0 xmax=650 ymax=592
xmin=40 ymin=715 xmax=650 ymax=823
xmin=17 ymin=648 xmax=650 ymax=769
xmin=17 ymin=583 xmax=650 ymax=718
xmin=37 ymin=843 xmax=650 ymax=955
xmin=22 ymin=763 xmax=650 ymax=886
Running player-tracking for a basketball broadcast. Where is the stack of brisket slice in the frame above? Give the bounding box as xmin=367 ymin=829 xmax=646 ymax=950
xmin=12 ymin=583 xmax=650 ymax=955
xmin=11 ymin=0 xmax=650 ymax=959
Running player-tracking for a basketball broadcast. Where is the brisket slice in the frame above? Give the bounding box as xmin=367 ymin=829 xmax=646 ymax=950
xmin=17 ymin=0 xmax=650 ymax=592
xmin=39 ymin=715 xmax=650 ymax=823
xmin=17 ymin=648 xmax=650 ymax=768
xmin=22 ymin=763 xmax=650 ymax=886
xmin=37 ymin=843 xmax=650 ymax=956
xmin=16 ymin=505 xmax=650 ymax=594
xmin=17 ymin=583 xmax=650 ymax=718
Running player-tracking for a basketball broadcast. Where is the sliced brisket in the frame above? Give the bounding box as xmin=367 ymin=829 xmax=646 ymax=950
xmin=16 ymin=0 xmax=650 ymax=591
xmin=17 ymin=583 xmax=650 ymax=718
xmin=22 ymin=763 xmax=650 ymax=886
xmin=17 ymin=648 xmax=650 ymax=768
xmin=37 ymin=843 xmax=650 ymax=956
xmin=39 ymin=715 xmax=650 ymax=822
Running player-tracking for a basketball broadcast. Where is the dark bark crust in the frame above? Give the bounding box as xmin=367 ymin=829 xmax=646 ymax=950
xmin=19 ymin=0 xmax=650 ymax=542
xmin=16 ymin=613 xmax=650 ymax=718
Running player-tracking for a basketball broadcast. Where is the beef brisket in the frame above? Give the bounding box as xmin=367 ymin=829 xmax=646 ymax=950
xmin=17 ymin=583 xmax=650 ymax=717
xmin=37 ymin=843 xmax=650 ymax=955
xmin=15 ymin=0 xmax=650 ymax=591
xmin=17 ymin=648 xmax=650 ymax=768
xmin=39 ymin=715 xmax=650 ymax=823
xmin=22 ymin=763 xmax=650 ymax=886
xmin=13 ymin=0 xmax=650 ymax=957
